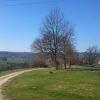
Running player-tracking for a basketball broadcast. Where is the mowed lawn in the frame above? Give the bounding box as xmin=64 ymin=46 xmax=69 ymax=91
xmin=3 ymin=68 xmax=100 ymax=100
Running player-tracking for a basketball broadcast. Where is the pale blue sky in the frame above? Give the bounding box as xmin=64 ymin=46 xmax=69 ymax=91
xmin=0 ymin=0 xmax=100 ymax=52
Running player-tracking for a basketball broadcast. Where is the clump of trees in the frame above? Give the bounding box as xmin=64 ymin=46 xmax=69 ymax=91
xmin=31 ymin=9 xmax=75 ymax=70
xmin=83 ymin=46 xmax=99 ymax=66
xmin=78 ymin=46 xmax=99 ymax=66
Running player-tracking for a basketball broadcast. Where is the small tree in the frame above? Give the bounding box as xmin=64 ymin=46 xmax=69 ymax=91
xmin=85 ymin=46 xmax=98 ymax=65
xmin=60 ymin=25 xmax=75 ymax=69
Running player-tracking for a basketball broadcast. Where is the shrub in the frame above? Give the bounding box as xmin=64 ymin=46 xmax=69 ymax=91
xmin=33 ymin=60 xmax=48 ymax=68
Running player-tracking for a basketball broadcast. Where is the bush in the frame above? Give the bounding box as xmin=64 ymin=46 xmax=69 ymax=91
xmin=33 ymin=60 xmax=48 ymax=68
xmin=22 ymin=62 xmax=31 ymax=68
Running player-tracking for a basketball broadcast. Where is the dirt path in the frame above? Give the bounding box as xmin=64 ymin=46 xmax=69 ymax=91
xmin=0 ymin=69 xmax=34 ymax=100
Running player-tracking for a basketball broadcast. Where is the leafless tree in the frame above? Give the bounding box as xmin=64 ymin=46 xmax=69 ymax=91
xmin=31 ymin=38 xmax=46 ymax=65
xmin=39 ymin=9 xmax=65 ymax=69
xmin=60 ymin=22 xmax=75 ymax=69
xmin=85 ymin=46 xmax=98 ymax=65
xmin=32 ymin=8 xmax=75 ymax=70
xmin=31 ymin=38 xmax=43 ymax=53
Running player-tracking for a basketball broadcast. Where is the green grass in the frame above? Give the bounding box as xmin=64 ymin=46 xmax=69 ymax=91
xmin=0 ymin=60 xmax=25 ymax=65
xmin=3 ymin=68 xmax=100 ymax=100
xmin=0 ymin=69 xmax=25 ymax=77
xmin=0 ymin=60 xmax=26 ymax=71
xmin=0 ymin=70 xmax=13 ymax=77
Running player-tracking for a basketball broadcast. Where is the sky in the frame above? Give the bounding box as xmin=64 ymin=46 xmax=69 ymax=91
xmin=0 ymin=0 xmax=100 ymax=52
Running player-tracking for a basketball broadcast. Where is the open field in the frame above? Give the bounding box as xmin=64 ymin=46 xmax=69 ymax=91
xmin=0 ymin=60 xmax=30 ymax=71
xmin=0 ymin=69 xmax=34 ymax=100
xmin=3 ymin=68 xmax=100 ymax=100
xmin=0 ymin=69 xmax=27 ymax=77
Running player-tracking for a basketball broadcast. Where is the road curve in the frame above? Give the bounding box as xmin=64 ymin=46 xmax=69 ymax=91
xmin=0 ymin=69 xmax=34 ymax=100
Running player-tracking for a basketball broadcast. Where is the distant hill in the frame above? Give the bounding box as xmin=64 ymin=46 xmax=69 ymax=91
xmin=0 ymin=51 xmax=33 ymax=61
xmin=0 ymin=51 xmax=99 ymax=62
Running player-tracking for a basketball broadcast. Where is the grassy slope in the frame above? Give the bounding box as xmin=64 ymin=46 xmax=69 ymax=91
xmin=3 ymin=68 xmax=100 ymax=100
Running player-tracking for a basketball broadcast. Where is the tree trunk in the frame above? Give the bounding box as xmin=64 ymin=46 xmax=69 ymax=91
xmin=64 ymin=56 xmax=67 ymax=70
xmin=69 ymin=58 xmax=72 ymax=68
xmin=54 ymin=54 xmax=59 ymax=70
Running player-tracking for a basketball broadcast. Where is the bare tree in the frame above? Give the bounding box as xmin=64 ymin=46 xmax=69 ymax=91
xmin=85 ymin=46 xmax=98 ymax=65
xmin=31 ymin=8 xmax=75 ymax=70
xmin=31 ymin=38 xmax=46 ymax=66
xmin=31 ymin=38 xmax=43 ymax=53
xmin=40 ymin=9 xmax=66 ymax=69
xmin=60 ymin=23 xmax=75 ymax=69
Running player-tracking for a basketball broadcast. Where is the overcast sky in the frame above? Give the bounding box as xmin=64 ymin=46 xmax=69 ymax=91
xmin=0 ymin=0 xmax=100 ymax=52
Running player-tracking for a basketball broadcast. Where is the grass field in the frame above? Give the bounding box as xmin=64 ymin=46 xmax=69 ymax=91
xmin=3 ymin=68 xmax=100 ymax=100
xmin=0 ymin=70 xmax=14 ymax=77
xmin=0 ymin=60 xmax=25 ymax=71
xmin=0 ymin=69 xmax=26 ymax=77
